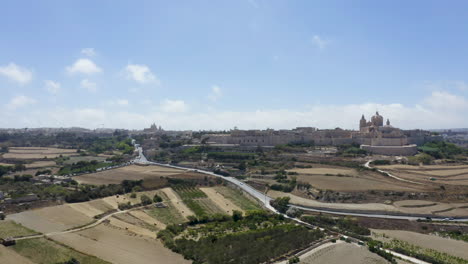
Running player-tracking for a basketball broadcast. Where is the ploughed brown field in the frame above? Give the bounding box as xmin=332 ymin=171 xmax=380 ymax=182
xmin=376 ymin=164 xmax=468 ymax=186
xmin=3 ymin=147 xmax=78 ymax=159
xmin=4 ymin=187 xmax=243 ymax=264
xmin=286 ymin=165 xmax=427 ymax=192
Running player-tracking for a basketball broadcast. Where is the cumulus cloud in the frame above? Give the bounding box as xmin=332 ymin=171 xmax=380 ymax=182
xmin=1 ymin=91 xmax=467 ymax=130
xmin=124 ymin=64 xmax=159 ymax=84
xmin=81 ymin=48 xmax=96 ymax=57
xmin=0 ymin=63 xmax=33 ymax=85
xmin=423 ymin=91 xmax=468 ymax=110
xmin=6 ymin=95 xmax=36 ymax=110
xmin=66 ymin=58 xmax=102 ymax=75
xmin=160 ymin=99 xmax=188 ymax=113
xmin=311 ymin=35 xmax=329 ymax=50
xmin=44 ymin=80 xmax=61 ymax=95
xmin=208 ymin=85 xmax=222 ymax=102
xmin=80 ymin=79 xmax=97 ymax=92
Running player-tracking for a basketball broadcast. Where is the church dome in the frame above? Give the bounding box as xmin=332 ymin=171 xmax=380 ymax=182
xmin=371 ymin=111 xmax=384 ymax=126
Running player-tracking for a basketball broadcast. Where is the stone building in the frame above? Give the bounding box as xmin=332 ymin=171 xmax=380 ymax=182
xmin=202 ymin=112 xmax=437 ymax=156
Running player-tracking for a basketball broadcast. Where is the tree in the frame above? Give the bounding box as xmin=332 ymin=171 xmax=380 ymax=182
xmin=153 ymin=194 xmax=163 ymax=203
xmin=232 ymin=210 xmax=243 ymax=222
xmin=0 ymin=146 xmax=8 ymax=153
xmin=270 ymin=197 xmax=290 ymax=213
xmin=140 ymin=194 xmax=152 ymax=205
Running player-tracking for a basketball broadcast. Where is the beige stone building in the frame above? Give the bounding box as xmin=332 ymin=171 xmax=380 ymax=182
xmin=202 ymin=112 xmax=437 ymax=156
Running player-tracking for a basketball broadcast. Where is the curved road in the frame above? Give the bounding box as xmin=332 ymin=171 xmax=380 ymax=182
xmin=137 ymin=147 xmax=468 ymax=222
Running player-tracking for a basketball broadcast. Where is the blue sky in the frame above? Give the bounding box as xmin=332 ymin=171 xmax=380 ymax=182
xmin=1 ymin=0 xmax=467 ymax=130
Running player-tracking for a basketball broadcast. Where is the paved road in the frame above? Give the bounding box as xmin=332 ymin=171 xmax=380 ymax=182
xmin=141 ymin=154 xmax=468 ymax=222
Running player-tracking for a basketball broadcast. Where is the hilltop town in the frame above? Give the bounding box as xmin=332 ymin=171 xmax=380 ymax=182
xmin=0 ymin=114 xmax=467 ymax=264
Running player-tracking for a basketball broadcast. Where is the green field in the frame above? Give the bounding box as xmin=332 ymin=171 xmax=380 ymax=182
xmin=174 ymin=186 xmax=224 ymax=217
xmin=214 ymin=186 xmax=262 ymax=211
xmin=0 ymin=221 xmax=40 ymax=238
xmin=12 ymin=238 xmax=110 ymax=264
xmin=145 ymin=191 xmax=186 ymax=225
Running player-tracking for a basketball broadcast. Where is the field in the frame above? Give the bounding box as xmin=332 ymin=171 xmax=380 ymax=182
xmin=372 ymin=229 xmax=468 ymax=260
xmin=300 ymin=242 xmax=387 ymax=264
xmin=268 ymin=190 xmax=468 ymax=216
xmin=3 ymin=147 xmax=78 ymax=159
xmin=24 ymin=161 xmax=57 ymax=168
xmin=0 ymin=221 xmax=39 ymax=238
xmin=52 ymin=225 xmax=190 ymax=264
xmin=144 ymin=189 xmax=190 ymax=225
xmin=200 ymin=187 xmax=243 ymax=214
xmin=1 ymin=185 xmax=263 ymax=263
xmin=376 ymin=164 xmax=468 ymax=186
xmin=7 ymin=204 xmax=95 ymax=233
xmin=173 ymin=186 xmax=225 ymax=216
xmin=0 ymin=245 xmax=33 ymax=264
xmin=213 ymin=186 xmax=262 ymax=211
xmin=73 ymin=164 xmax=185 ymax=185
xmin=12 ymin=238 xmax=110 ymax=264
xmin=286 ymin=165 xmax=426 ymax=192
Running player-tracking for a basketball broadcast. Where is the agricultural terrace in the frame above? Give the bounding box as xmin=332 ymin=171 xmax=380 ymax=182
xmin=300 ymin=242 xmax=388 ymax=264
xmin=144 ymin=188 xmax=191 ymax=225
xmin=173 ymin=185 xmax=225 ymax=217
xmin=213 ymin=185 xmax=262 ymax=211
xmin=285 ymin=165 xmax=426 ymax=192
xmin=375 ymin=164 xmax=468 ymax=186
xmin=0 ymin=219 xmax=109 ymax=264
xmin=3 ymin=147 xmax=78 ymax=160
xmin=372 ymin=229 xmax=468 ymax=260
xmin=0 ymin=221 xmax=39 ymax=238
xmin=73 ymin=164 xmax=185 ymax=185
xmin=12 ymin=238 xmax=110 ymax=264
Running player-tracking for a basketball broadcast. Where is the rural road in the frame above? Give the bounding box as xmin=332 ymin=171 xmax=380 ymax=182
xmin=364 ymin=160 xmax=423 ymax=185
xmin=14 ymin=205 xmax=145 ymax=241
xmin=137 ymin=147 xmax=468 ymax=222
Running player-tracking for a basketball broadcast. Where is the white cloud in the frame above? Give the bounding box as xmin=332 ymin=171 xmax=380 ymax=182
xmin=160 ymin=99 xmax=188 ymax=113
xmin=116 ymin=99 xmax=129 ymax=106
xmin=44 ymin=80 xmax=61 ymax=95
xmin=311 ymin=35 xmax=329 ymax=50
xmin=423 ymin=91 xmax=468 ymax=110
xmin=6 ymin=95 xmax=36 ymax=110
xmin=66 ymin=58 xmax=102 ymax=75
xmin=1 ymin=91 xmax=467 ymax=130
xmin=124 ymin=64 xmax=159 ymax=84
xmin=0 ymin=63 xmax=33 ymax=85
xmin=80 ymin=79 xmax=97 ymax=92
xmin=208 ymin=85 xmax=223 ymax=102
xmin=81 ymin=48 xmax=96 ymax=57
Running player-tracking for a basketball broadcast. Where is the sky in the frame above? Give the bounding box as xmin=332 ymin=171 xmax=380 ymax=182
xmin=0 ymin=0 xmax=467 ymax=130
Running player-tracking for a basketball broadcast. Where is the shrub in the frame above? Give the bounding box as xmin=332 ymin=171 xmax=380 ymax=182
xmin=140 ymin=194 xmax=152 ymax=205
xmin=153 ymin=194 xmax=163 ymax=203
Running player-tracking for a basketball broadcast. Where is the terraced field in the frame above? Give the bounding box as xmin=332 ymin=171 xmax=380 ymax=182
xmin=213 ymin=186 xmax=262 ymax=211
xmin=173 ymin=186 xmax=225 ymax=216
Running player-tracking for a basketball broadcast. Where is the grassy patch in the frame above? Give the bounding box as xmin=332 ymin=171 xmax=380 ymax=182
xmin=12 ymin=238 xmax=110 ymax=264
xmin=0 ymin=221 xmax=40 ymax=238
xmin=214 ymin=186 xmax=261 ymax=211
xmin=145 ymin=201 xmax=186 ymax=225
xmin=173 ymin=186 xmax=224 ymax=217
